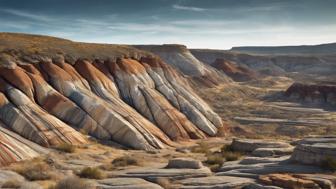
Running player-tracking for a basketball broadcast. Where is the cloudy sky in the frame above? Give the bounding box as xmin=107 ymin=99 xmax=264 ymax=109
xmin=0 ymin=0 xmax=335 ymax=49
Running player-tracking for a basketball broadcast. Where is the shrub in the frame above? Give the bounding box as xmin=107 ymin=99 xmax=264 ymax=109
xmin=221 ymin=144 xmax=242 ymax=161
xmin=52 ymin=177 xmax=95 ymax=189
xmin=204 ymin=153 xmax=225 ymax=166
xmin=322 ymin=157 xmax=336 ymax=171
xmin=221 ymin=144 xmax=235 ymax=153
xmin=15 ymin=162 xmax=51 ymax=181
xmin=78 ymin=167 xmax=105 ymax=179
xmin=190 ymin=142 xmax=210 ymax=154
xmin=55 ymin=143 xmax=76 ymax=153
xmin=111 ymin=155 xmax=139 ymax=167
xmin=223 ymin=151 xmax=241 ymax=161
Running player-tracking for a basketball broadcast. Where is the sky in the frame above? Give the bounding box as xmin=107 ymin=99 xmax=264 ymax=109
xmin=0 ymin=0 xmax=335 ymax=49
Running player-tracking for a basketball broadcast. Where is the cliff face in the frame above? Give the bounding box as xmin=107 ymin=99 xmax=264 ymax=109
xmin=230 ymin=42 xmax=336 ymax=55
xmin=211 ymin=59 xmax=258 ymax=82
xmin=0 ymin=34 xmax=226 ymax=165
xmin=191 ymin=49 xmax=336 ymax=77
xmin=285 ymin=83 xmax=336 ymax=106
xmin=134 ymin=45 xmax=231 ymax=87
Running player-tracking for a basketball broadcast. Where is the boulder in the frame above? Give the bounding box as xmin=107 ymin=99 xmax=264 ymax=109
xmin=259 ymin=174 xmax=336 ymax=189
xmin=178 ymin=176 xmax=254 ymax=189
xmin=231 ymin=139 xmax=292 ymax=153
xmin=0 ymin=170 xmax=25 ymax=185
xmin=97 ymin=178 xmax=163 ymax=189
xmin=109 ymin=166 xmax=212 ymax=181
xmin=291 ymin=142 xmax=336 ymax=165
xmin=252 ymin=147 xmax=294 ymax=157
xmin=166 ymin=158 xmax=203 ymax=169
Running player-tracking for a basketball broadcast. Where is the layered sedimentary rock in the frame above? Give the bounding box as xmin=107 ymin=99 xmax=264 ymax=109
xmin=134 ymin=45 xmax=231 ymax=87
xmin=0 ymin=124 xmax=47 ymax=166
xmin=191 ymin=49 xmax=336 ymax=77
xmin=0 ymin=54 xmax=224 ymax=153
xmin=290 ymin=136 xmax=336 ymax=165
xmin=139 ymin=57 xmax=224 ymax=135
xmin=285 ymin=83 xmax=336 ymax=106
xmin=0 ymin=66 xmax=86 ymax=147
xmin=211 ymin=58 xmax=258 ymax=82
xmin=0 ymin=33 xmax=224 ymax=165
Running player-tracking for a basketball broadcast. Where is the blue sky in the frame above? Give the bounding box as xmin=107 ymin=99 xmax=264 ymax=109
xmin=0 ymin=0 xmax=335 ymax=49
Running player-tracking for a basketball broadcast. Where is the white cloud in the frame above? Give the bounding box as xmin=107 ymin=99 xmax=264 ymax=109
xmin=172 ymin=4 xmax=206 ymax=12
xmin=0 ymin=8 xmax=52 ymax=22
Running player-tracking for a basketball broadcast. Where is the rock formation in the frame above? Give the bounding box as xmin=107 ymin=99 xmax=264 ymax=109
xmin=291 ymin=136 xmax=336 ymax=166
xmin=0 ymin=33 xmax=228 ymax=167
xmin=191 ymin=49 xmax=336 ymax=78
xmin=0 ymin=33 xmax=225 ymax=165
xmin=0 ymin=125 xmax=47 ymax=166
xmin=211 ymin=58 xmax=258 ymax=81
xmin=134 ymin=45 xmax=231 ymax=87
xmin=285 ymin=82 xmax=336 ymax=106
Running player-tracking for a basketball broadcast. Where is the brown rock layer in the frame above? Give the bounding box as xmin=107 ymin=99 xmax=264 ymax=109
xmin=211 ymin=58 xmax=258 ymax=82
xmin=285 ymin=83 xmax=336 ymax=106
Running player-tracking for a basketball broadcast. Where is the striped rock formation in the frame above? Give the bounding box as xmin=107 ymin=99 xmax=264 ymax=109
xmin=0 ymin=53 xmax=225 ymax=163
xmin=0 ymin=124 xmax=47 ymax=166
xmin=134 ymin=45 xmax=231 ymax=87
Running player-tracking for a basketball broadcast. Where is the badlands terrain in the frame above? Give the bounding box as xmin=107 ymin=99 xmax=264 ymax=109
xmin=0 ymin=33 xmax=335 ymax=189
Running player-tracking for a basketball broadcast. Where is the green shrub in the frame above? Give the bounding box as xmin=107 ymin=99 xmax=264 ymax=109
xmin=78 ymin=167 xmax=105 ymax=179
xmin=111 ymin=155 xmax=139 ymax=167
xmin=55 ymin=143 xmax=76 ymax=153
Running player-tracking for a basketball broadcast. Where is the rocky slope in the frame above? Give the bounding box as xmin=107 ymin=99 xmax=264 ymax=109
xmin=134 ymin=45 xmax=231 ymax=87
xmin=191 ymin=49 xmax=336 ymax=79
xmin=211 ymin=58 xmax=258 ymax=81
xmin=285 ymin=82 xmax=336 ymax=106
xmin=0 ymin=33 xmax=225 ymax=165
xmin=230 ymin=42 xmax=336 ymax=55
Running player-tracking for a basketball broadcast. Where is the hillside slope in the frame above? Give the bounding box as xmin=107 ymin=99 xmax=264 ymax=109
xmin=230 ymin=42 xmax=336 ymax=55
xmin=0 ymin=33 xmax=225 ymax=165
xmin=134 ymin=44 xmax=231 ymax=87
xmin=191 ymin=49 xmax=336 ymax=80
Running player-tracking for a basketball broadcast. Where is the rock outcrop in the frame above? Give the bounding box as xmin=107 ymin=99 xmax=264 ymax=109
xmin=134 ymin=45 xmax=231 ymax=87
xmin=191 ymin=49 xmax=336 ymax=77
xmin=285 ymin=83 xmax=336 ymax=106
xmin=231 ymin=138 xmax=292 ymax=153
xmin=0 ymin=33 xmax=224 ymax=166
xmin=259 ymin=174 xmax=336 ymax=189
xmin=0 ymin=125 xmax=47 ymax=166
xmin=290 ymin=136 xmax=336 ymax=166
xmin=211 ymin=58 xmax=258 ymax=81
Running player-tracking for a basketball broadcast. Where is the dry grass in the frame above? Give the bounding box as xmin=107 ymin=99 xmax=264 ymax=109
xmin=55 ymin=143 xmax=76 ymax=153
xmin=50 ymin=177 xmax=95 ymax=189
xmin=14 ymin=160 xmax=52 ymax=181
xmin=202 ymin=144 xmax=242 ymax=172
xmin=77 ymin=167 xmax=105 ymax=179
xmin=111 ymin=155 xmax=140 ymax=167
xmin=190 ymin=142 xmax=211 ymax=154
